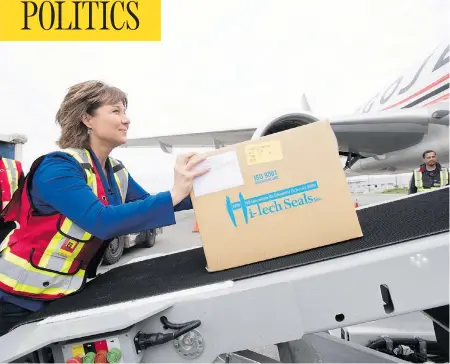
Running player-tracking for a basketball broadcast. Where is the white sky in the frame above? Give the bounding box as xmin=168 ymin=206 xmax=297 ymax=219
xmin=1 ymin=0 xmax=448 ymax=192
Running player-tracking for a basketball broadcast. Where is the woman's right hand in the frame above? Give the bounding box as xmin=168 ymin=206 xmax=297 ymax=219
xmin=170 ymin=152 xmax=210 ymax=205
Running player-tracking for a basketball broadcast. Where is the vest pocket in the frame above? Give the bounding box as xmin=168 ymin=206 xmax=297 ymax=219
xmin=14 ymin=262 xmax=73 ymax=295
xmin=29 ymin=248 xmax=82 ymax=276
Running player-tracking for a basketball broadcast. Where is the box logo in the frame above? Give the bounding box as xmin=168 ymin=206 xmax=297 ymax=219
xmin=253 ymin=169 xmax=279 ymax=185
xmin=0 ymin=0 xmax=161 ymax=41
xmin=225 ymin=181 xmax=321 ymax=227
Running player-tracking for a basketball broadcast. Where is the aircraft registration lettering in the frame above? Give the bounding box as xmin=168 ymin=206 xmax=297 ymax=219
xmin=245 ymin=140 xmax=283 ymax=165
xmin=358 ymin=42 xmax=449 ymax=113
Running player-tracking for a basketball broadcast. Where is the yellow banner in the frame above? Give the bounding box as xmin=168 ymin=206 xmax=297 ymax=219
xmin=0 ymin=0 xmax=161 ymax=41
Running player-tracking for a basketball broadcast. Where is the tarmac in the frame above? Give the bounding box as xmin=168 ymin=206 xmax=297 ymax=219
xmin=98 ymin=192 xmax=408 ymax=361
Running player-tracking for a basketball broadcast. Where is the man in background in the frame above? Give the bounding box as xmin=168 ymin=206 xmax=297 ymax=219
xmin=408 ymin=150 xmax=449 ymax=194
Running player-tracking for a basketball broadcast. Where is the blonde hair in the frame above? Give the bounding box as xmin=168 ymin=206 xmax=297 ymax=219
xmin=55 ymin=80 xmax=128 ymax=149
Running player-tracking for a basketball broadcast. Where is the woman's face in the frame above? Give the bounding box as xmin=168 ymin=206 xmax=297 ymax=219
xmin=85 ymin=102 xmax=130 ymax=147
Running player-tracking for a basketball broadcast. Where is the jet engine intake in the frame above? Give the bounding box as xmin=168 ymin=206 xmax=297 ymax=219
xmin=251 ymin=112 xmax=320 ymax=139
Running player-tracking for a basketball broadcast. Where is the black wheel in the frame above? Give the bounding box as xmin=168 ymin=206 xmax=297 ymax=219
xmin=102 ymin=237 xmax=124 ymax=265
xmin=141 ymin=230 xmax=156 ymax=248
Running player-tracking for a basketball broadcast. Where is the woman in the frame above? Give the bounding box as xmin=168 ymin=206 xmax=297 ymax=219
xmin=0 ymin=80 xmax=209 ymax=335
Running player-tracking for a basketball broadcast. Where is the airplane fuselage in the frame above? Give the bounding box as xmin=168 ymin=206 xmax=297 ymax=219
xmin=356 ymin=43 xmax=449 ymax=114
xmin=348 ymin=41 xmax=449 ymax=175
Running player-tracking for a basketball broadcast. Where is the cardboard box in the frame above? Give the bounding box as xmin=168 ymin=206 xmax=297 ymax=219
xmin=190 ymin=120 xmax=363 ymax=272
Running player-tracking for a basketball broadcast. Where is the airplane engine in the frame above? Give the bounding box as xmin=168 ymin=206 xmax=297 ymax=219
xmin=251 ymin=112 xmax=320 ymax=139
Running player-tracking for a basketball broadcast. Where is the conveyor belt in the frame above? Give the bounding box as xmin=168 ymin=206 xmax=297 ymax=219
xmin=17 ymin=188 xmax=450 ymax=326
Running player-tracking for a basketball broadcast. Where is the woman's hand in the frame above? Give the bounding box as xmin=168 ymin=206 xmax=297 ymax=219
xmin=170 ymin=152 xmax=210 ymax=205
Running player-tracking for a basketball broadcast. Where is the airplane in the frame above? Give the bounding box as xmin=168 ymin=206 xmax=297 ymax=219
xmin=117 ymin=42 xmax=450 ymax=361
xmin=121 ymin=39 xmax=449 ymax=177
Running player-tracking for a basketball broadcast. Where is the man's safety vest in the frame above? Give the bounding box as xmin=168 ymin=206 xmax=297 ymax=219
xmin=0 ymin=148 xmax=129 ymax=300
xmin=0 ymin=157 xmax=23 ymax=210
xmin=413 ymin=167 xmax=449 ymax=192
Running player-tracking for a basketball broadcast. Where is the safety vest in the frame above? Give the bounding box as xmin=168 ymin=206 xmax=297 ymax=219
xmin=0 ymin=157 xmax=23 ymax=210
xmin=413 ymin=167 xmax=449 ymax=192
xmin=0 ymin=148 xmax=129 ymax=300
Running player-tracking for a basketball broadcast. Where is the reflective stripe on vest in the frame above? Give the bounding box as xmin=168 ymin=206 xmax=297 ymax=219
xmin=0 ymin=148 xmax=129 ymax=299
xmin=414 ymin=168 xmax=449 ymax=191
xmin=109 ymin=157 xmax=129 ymax=203
xmin=63 ymin=148 xmax=129 ymax=203
xmin=0 ymin=158 xmax=22 ymax=210
xmin=0 ymin=245 xmax=84 ymax=297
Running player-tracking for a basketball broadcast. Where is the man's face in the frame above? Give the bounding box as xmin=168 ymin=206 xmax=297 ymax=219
xmin=424 ymin=152 xmax=437 ymax=167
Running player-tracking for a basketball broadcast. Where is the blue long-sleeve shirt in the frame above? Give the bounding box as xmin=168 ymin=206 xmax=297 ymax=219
xmin=30 ymin=151 xmax=192 ymax=238
xmin=0 ymin=149 xmax=192 ymax=312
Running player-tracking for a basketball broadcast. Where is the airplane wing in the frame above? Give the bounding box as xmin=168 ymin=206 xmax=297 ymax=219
xmin=121 ymin=103 xmax=449 ymax=156
xmin=121 ymin=128 xmax=257 ymax=153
